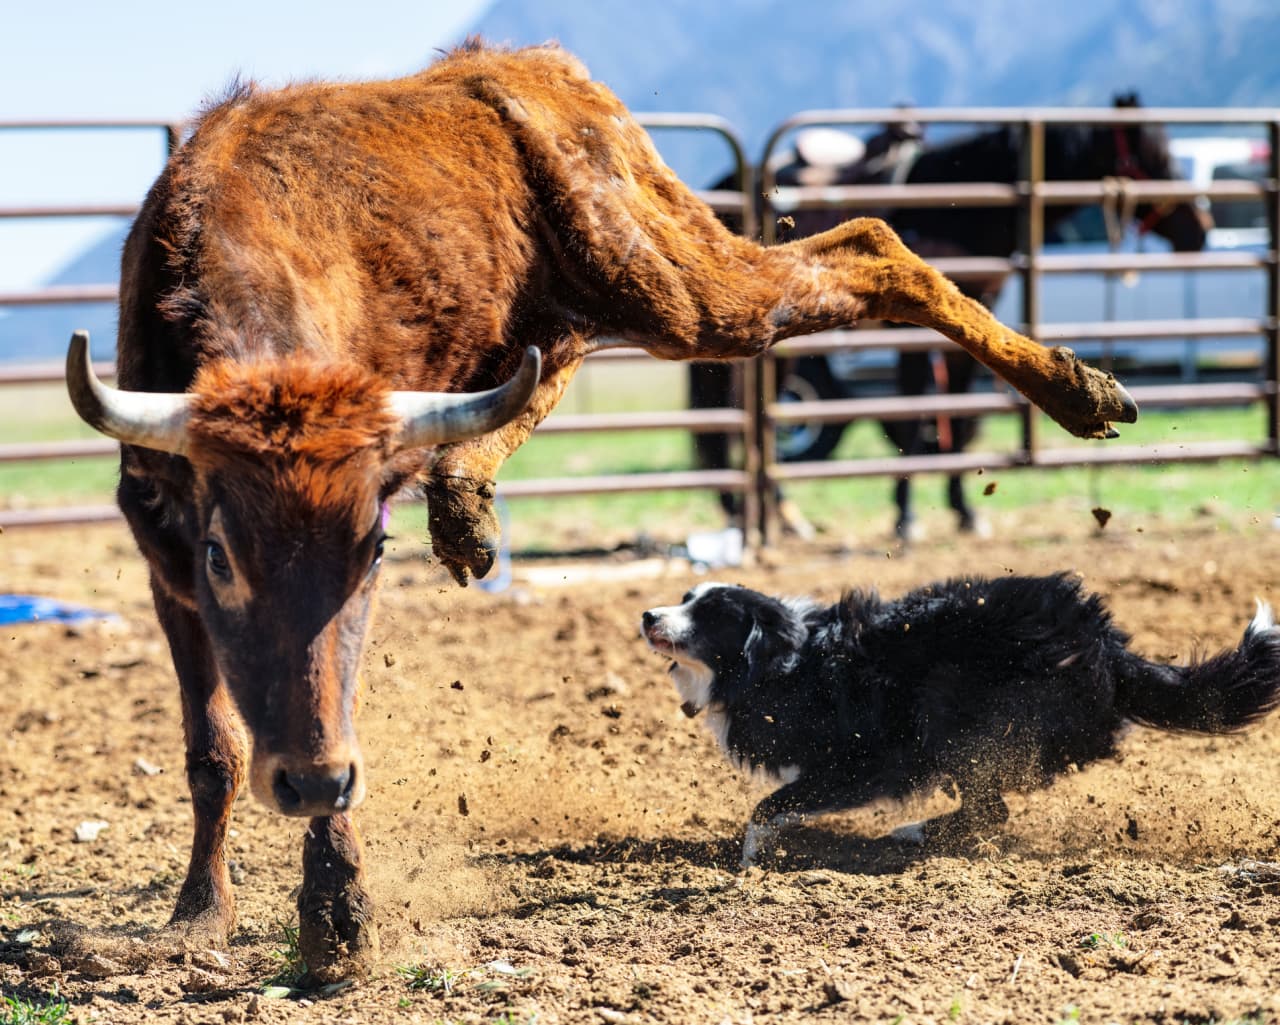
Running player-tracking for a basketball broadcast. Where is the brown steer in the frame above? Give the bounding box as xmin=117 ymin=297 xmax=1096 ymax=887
xmin=67 ymin=40 xmax=1136 ymax=978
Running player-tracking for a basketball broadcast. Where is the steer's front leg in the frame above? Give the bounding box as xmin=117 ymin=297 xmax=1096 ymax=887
xmin=297 ymin=813 xmax=379 ymax=983
xmin=425 ymin=357 xmax=582 ymax=584
xmin=152 ymin=585 xmax=247 ymax=946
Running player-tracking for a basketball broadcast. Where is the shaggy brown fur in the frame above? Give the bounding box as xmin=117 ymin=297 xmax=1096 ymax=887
xmin=105 ymin=40 xmax=1139 ymax=979
xmin=122 ymin=40 xmax=1135 ymax=581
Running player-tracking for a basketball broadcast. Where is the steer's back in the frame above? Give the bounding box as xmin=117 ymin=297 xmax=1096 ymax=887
xmin=118 ymin=42 xmax=676 ymax=397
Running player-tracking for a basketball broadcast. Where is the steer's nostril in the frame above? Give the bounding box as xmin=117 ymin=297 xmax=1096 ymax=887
xmin=273 ymin=768 xmax=302 ymax=813
xmin=338 ymin=763 xmax=357 ymax=807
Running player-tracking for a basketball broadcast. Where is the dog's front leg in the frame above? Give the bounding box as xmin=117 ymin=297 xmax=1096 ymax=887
xmin=742 ymin=775 xmax=860 ymax=869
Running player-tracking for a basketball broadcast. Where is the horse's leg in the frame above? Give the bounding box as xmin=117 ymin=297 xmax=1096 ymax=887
xmin=941 ymin=350 xmax=985 ymax=533
xmin=688 ymin=362 xmax=741 ymax=520
xmin=890 ymin=351 xmax=933 ymax=539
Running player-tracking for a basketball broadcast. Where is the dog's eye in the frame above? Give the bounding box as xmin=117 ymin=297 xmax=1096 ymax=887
xmin=681 ymin=590 xmax=694 ymax=604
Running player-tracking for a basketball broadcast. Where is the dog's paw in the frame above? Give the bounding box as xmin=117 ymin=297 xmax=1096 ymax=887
xmin=740 ymin=821 xmax=777 ymax=868
xmin=1249 ymin=597 xmax=1276 ymax=636
xmin=889 ymin=820 xmax=928 ymax=845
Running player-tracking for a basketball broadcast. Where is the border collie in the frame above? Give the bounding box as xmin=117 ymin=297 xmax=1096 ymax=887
xmin=641 ymin=576 xmax=1280 ymax=867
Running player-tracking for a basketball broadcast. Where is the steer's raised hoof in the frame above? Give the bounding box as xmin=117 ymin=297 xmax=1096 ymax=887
xmin=424 ymin=474 xmax=501 ymax=586
xmin=297 ymin=888 xmax=380 ymax=985
xmin=1029 ymin=348 xmax=1140 ymax=440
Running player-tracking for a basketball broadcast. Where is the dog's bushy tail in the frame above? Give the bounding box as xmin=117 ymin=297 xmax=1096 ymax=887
xmin=1116 ymin=600 xmax=1280 ymax=733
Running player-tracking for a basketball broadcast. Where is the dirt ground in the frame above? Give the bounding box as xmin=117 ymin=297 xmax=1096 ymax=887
xmin=2 ymin=509 xmax=1280 ymax=1025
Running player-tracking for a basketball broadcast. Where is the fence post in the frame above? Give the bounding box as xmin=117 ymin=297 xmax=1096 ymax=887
xmin=1018 ymin=118 xmax=1045 ymax=464
xmin=1268 ymin=119 xmax=1280 ymax=453
xmin=755 ymin=142 xmax=783 ymax=546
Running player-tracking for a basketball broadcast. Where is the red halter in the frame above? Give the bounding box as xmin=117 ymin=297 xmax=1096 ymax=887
xmin=1112 ymin=126 xmax=1174 ymax=235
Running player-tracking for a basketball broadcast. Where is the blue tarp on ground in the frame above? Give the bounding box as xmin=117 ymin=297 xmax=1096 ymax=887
xmin=0 ymin=595 xmax=117 ymax=625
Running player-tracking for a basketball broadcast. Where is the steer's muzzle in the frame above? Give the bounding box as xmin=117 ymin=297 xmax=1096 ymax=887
xmin=253 ymin=751 xmax=367 ymax=817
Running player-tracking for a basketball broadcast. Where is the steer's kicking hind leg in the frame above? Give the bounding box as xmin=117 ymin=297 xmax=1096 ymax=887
xmin=766 ymin=220 xmax=1138 ymax=440
xmin=297 ymin=813 xmax=379 ymax=983
xmin=153 ymin=584 xmax=247 ymax=948
xmin=475 ymin=70 xmax=1135 ymax=441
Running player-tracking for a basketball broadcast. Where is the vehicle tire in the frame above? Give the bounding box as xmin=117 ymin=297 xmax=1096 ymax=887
xmin=776 ymin=356 xmax=847 ymax=462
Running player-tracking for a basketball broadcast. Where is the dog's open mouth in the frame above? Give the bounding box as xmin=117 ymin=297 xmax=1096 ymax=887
xmin=644 ymin=627 xmax=679 ymax=658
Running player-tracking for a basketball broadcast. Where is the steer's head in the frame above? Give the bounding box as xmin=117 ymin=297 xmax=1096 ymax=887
xmin=65 ymin=331 xmax=539 ymax=817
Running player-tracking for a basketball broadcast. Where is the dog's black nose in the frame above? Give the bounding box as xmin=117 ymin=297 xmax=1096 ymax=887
xmin=642 ymin=610 xmax=656 ymax=630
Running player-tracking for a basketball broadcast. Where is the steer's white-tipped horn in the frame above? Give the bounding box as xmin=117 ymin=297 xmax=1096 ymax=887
xmin=65 ymin=331 xmax=193 ymax=456
xmin=390 ymin=345 xmax=541 ymax=451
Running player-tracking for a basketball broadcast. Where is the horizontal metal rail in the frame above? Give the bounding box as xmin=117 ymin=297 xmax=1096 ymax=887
xmin=765 ymin=107 xmax=1280 ymax=127
xmin=0 ymin=467 xmax=756 ymax=529
xmin=0 ymin=439 xmax=117 ymax=463
xmin=771 ymin=392 xmax=1022 ymax=424
xmin=1037 ymin=317 xmax=1267 ymax=341
xmin=770 ymin=177 xmax=1264 ymax=213
xmin=0 ymin=360 xmax=115 ymax=385
xmin=0 ymin=505 xmax=124 ymax=529
xmin=1035 ymin=251 xmax=1272 ymax=274
xmin=774 ymin=316 xmax=1270 ymax=358
xmin=498 ymin=469 xmax=750 ymax=498
xmin=764 ymin=381 xmax=1268 ymax=429
xmin=0 ymin=203 xmax=140 ymax=220
xmin=534 ymin=409 xmax=747 ymax=434
xmin=772 ymin=439 xmax=1272 ymax=484
xmin=0 ymin=284 xmax=120 ymax=306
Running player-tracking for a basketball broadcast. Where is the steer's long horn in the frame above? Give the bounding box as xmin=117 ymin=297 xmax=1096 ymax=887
xmin=390 ymin=346 xmax=541 ymax=451
xmin=65 ymin=331 xmax=193 ymax=456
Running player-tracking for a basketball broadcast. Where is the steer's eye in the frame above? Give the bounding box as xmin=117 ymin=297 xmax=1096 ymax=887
xmin=370 ymin=536 xmax=388 ymax=574
xmin=205 ymin=540 xmax=232 ymax=582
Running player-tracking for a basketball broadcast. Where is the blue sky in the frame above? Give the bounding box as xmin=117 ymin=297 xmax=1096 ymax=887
xmin=0 ymin=0 xmax=491 ymax=290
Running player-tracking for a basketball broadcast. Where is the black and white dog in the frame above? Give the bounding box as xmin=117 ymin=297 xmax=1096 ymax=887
xmin=641 ymin=576 xmax=1280 ymax=867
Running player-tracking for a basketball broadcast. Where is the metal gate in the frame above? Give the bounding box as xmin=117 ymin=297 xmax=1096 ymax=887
xmin=1 ymin=108 xmax=1276 ymax=540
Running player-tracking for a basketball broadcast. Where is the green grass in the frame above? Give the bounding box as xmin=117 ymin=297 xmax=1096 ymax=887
xmin=1079 ymin=930 xmax=1128 ymax=951
xmin=0 ymin=992 xmax=71 ymax=1025
xmin=263 ymin=919 xmax=306 ymax=990
xmin=397 ymin=964 xmax=474 ymax=994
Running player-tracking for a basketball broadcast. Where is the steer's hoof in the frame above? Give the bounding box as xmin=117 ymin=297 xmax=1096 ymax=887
xmin=1035 ymin=348 xmax=1140 ymax=440
xmin=424 ymin=474 xmax=500 ymax=588
xmin=298 ymin=898 xmax=380 ymax=985
xmin=438 ymin=538 xmax=498 ymax=586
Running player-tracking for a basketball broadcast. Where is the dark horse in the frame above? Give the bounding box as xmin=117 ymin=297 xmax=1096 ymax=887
xmin=693 ymin=97 xmax=1209 ymax=538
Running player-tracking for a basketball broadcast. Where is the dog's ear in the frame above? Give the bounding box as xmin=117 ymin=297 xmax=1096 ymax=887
xmin=731 ymin=602 xmax=807 ymax=696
